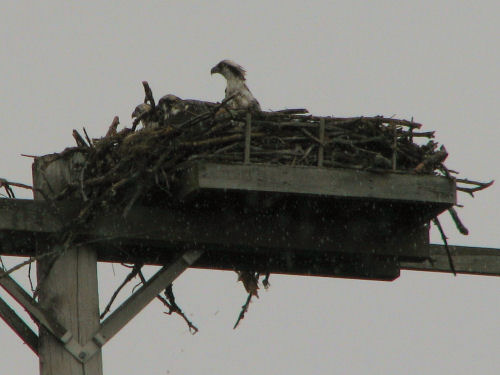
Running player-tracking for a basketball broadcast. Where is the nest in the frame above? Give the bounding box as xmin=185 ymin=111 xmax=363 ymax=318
xmin=44 ymin=85 xmax=493 ymax=329
xmin=68 ymin=106 xmax=452 ymax=211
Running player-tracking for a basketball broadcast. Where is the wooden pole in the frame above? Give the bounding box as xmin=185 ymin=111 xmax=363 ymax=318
xmin=33 ymin=152 xmax=103 ymax=375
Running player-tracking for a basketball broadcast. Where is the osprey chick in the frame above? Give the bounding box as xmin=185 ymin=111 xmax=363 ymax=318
xmin=210 ymin=60 xmax=261 ymax=111
xmin=158 ymin=94 xmax=216 ymax=126
xmin=131 ymin=103 xmax=159 ymax=129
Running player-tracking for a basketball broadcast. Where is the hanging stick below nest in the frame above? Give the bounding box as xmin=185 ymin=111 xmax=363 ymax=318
xmin=137 ymin=271 xmax=198 ymax=334
xmin=100 ymin=263 xmax=143 ymax=319
xmin=233 ymin=292 xmax=254 ymax=329
xmin=432 ymin=217 xmax=456 ymax=276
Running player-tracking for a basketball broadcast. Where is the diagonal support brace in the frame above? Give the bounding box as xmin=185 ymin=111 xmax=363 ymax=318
xmin=0 ymin=270 xmax=85 ymax=359
xmin=0 ymin=249 xmax=202 ymax=363
xmin=0 ymin=296 xmax=39 ymax=354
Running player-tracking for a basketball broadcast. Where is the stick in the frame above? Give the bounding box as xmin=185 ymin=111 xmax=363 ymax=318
xmin=72 ymin=129 xmax=88 ymax=148
xmin=100 ymin=263 xmax=143 ymax=319
xmin=83 ymin=127 xmax=94 ymax=147
xmin=432 ymin=217 xmax=456 ymax=276
xmin=244 ymin=113 xmax=252 ymax=164
xmin=272 ymin=108 xmax=309 ymax=114
xmin=233 ymin=292 xmax=253 ymax=329
xmin=105 ymin=116 xmax=120 ymax=138
xmin=414 ymin=145 xmax=448 ymax=173
xmin=137 ymin=271 xmax=198 ymax=333
xmin=455 ymin=179 xmax=494 ymax=196
xmin=318 ymin=118 xmax=325 ymax=167
xmin=448 ymin=207 xmax=469 ymax=235
xmin=142 ymin=81 xmax=155 ymax=108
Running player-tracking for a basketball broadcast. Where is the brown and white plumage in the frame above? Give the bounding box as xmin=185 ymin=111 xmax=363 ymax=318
xmin=131 ymin=103 xmax=159 ymax=129
xmin=210 ymin=60 xmax=261 ymax=111
xmin=157 ymin=94 xmax=216 ymax=126
xmin=237 ymin=271 xmax=259 ymax=298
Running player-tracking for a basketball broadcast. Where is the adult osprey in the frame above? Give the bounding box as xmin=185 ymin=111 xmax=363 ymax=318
xmin=157 ymin=94 xmax=216 ymax=126
xmin=210 ymin=60 xmax=261 ymax=111
xmin=131 ymin=103 xmax=159 ymax=129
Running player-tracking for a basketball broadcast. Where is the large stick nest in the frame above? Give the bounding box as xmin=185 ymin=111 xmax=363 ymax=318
xmin=65 ymin=106 xmax=450 ymax=209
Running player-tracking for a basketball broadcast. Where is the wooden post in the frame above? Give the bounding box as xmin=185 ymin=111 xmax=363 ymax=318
xmin=33 ymin=152 xmax=103 ymax=375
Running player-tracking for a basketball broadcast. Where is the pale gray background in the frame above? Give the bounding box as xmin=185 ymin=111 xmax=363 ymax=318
xmin=1 ymin=1 xmax=499 ymax=374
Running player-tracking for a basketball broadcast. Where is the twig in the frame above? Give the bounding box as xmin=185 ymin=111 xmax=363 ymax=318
xmin=432 ymin=217 xmax=456 ymax=276
xmin=0 ymin=178 xmax=34 ymax=194
xmin=233 ymin=292 xmax=253 ymax=329
xmin=448 ymin=207 xmax=469 ymax=235
xmin=414 ymin=145 xmax=448 ymax=173
xmin=28 ymin=259 xmax=35 ymax=293
xmin=142 ymin=81 xmax=156 ymax=108
xmin=456 ymin=179 xmax=494 ymax=196
xmin=0 ymin=248 xmax=62 ymax=280
xmin=100 ymin=263 xmax=143 ymax=319
xmin=272 ymin=108 xmax=309 ymax=114
xmin=137 ymin=271 xmax=198 ymax=333
xmin=72 ymin=129 xmax=89 ymax=148
xmin=83 ymin=127 xmax=94 ymax=147
xmin=105 ymin=116 xmax=120 ymax=138
xmin=262 ymin=272 xmax=271 ymax=289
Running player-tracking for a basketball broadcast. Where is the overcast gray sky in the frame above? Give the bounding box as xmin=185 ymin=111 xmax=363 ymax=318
xmin=1 ymin=1 xmax=499 ymax=374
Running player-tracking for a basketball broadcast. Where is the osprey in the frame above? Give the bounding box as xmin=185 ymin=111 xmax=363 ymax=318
xmin=237 ymin=271 xmax=259 ymax=298
xmin=131 ymin=103 xmax=159 ymax=129
xmin=157 ymin=94 xmax=216 ymax=126
xmin=210 ymin=60 xmax=261 ymax=111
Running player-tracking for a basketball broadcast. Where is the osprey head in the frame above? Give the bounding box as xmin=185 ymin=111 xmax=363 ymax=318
xmin=211 ymin=60 xmax=246 ymax=80
xmin=158 ymin=94 xmax=182 ymax=113
xmin=131 ymin=103 xmax=152 ymax=119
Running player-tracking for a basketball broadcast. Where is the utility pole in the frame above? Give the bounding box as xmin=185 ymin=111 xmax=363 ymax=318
xmin=33 ymin=153 xmax=103 ymax=375
xmin=0 ymin=123 xmax=498 ymax=374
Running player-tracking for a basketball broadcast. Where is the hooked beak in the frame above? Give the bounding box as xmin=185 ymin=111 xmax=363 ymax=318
xmin=210 ymin=66 xmax=218 ymax=75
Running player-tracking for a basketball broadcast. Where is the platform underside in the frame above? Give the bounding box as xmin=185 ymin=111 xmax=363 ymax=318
xmin=0 ymin=163 xmax=456 ymax=281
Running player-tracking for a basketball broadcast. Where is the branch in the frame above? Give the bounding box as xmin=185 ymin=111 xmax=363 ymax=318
xmin=448 ymin=207 xmax=469 ymax=235
xmin=142 ymin=81 xmax=155 ymax=108
xmin=105 ymin=116 xmax=120 ymax=138
xmin=432 ymin=217 xmax=456 ymax=276
xmin=233 ymin=292 xmax=253 ymax=329
xmin=137 ymin=271 xmax=198 ymax=334
xmin=456 ymin=179 xmax=494 ymax=196
xmin=414 ymin=145 xmax=448 ymax=173
xmin=100 ymin=263 xmax=143 ymax=319
xmin=72 ymin=129 xmax=89 ymax=148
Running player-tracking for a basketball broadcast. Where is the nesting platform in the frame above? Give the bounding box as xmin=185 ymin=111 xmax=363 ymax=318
xmin=0 ymin=159 xmax=456 ymax=281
